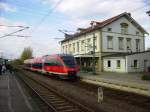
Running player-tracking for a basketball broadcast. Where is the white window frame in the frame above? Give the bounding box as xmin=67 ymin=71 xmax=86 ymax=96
xmin=136 ymin=39 xmax=140 ymax=52
xmin=107 ymin=36 xmax=113 ymax=49
xmin=116 ymin=60 xmax=121 ymax=68
xmin=118 ymin=37 xmax=124 ymax=50
xmin=107 ymin=60 xmax=111 ymax=68
xmin=126 ymin=38 xmax=131 ymax=50
xmin=81 ymin=40 xmax=85 ymax=51
xmin=120 ymin=23 xmax=128 ymax=34
xmin=77 ymin=42 xmax=79 ymax=52
xmin=133 ymin=60 xmax=138 ymax=68
xmin=95 ymin=37 xmax=97 ymax=50
xmin=69 ymin=44 xmax=72 ymax=54
xmin=73 ymin=43 xmax=75 ymax=53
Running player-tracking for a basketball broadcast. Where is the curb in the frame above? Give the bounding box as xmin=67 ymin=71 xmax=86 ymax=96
xmin=81 ymin=77 xmax=150 ymax=97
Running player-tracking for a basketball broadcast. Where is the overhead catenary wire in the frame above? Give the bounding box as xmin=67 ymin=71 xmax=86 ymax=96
xmin=6 ymin=35 xmax=31 ymax=38
xmin=30 ymin=0 xmax=63 ymax=35
xmin=0 ymin=26 xmax=29 ymax=38
xmin=130 ymin=3 xmax=150 ymax=12
xmin=0 ymin=25 xmax=28 ymax=28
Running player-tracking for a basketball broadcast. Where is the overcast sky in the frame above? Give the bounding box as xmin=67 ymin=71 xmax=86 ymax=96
xmin=0 ymin=0 xmax=150 ymax=59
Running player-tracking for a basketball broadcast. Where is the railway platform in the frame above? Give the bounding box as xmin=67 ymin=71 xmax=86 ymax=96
xmin=0 ymin=73 xmax=33 ymax=112
xmin=79 ymin=72 xmax=150 ymax=97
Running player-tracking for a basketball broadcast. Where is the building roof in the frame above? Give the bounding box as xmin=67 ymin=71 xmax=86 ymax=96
xmin=61 ymin=12 xmax=148 ymax=43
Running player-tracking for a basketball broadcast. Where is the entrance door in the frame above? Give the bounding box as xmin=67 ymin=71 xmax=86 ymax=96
xmin=144 ymin=60 xmax=148 ymax=72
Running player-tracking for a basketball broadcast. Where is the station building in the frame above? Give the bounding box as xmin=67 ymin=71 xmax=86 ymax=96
xmin=60 ymin=12 xmax=150 ymax=72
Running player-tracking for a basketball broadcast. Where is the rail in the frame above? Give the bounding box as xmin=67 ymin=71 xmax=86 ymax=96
xmin=16 ymin=70 xmax=94 ymax=112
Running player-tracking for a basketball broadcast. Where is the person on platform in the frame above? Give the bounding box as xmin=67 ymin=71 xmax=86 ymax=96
xmin=2 ymin=64 xmax=6 ymax=74
xmin=6 ymin=64 xmax=13 ymax=74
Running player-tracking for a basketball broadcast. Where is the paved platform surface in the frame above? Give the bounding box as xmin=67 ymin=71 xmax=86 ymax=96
xmin=79 ymin=72 xmax=150 ymax=96
xmin=0 ymin=73 xmax=33 ymax=112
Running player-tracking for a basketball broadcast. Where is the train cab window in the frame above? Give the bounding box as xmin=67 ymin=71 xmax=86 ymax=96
xmin=60 ymin=56 xmax=76 ymax=68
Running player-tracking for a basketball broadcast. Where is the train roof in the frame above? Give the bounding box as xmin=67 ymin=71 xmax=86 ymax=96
xmin=57 ymin=54 xmax=74 ymax=57
xmin=43 ymin=54 xmax=73 ymax=56
xmin=24 ymin=54 xmax=74 ymax=64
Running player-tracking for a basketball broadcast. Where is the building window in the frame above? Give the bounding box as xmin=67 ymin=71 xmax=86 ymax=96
xmin=94 ymin=37 xmax=97 ymax=50
xmin=77 ymin=42 xmax=79 ymax=52
xmin=136 ymin=31 xmax=139 ymax=35
xmin=87 ymin=38 xmax=91 ymax=44
xmin=62 ymin=46 xmax=64 ymax=53
xmin=107 ymin=28 xmax=112 ymax=31
xmin=126 ymin=38 xmax=131 ymax=50
xmin=107 ymin=36 xmax=113 ymax=49
xmin=133 ymin=60 xmax=138 ymax=68
xmin=69 ymin=44 xmax=72 ymax=54
xmin=107 ymin=60 xmax=111 ymax=67
xmin=117 ymin=60 xmax=121 ymax=68
xmin=81 ymin=40 xmax=85 ymax=51
xmin=120 ymin=23 xmax=128 ymax=34
xmin=136 ymin=39 xmax=140 ymax=52
xmin=118 ymin=37 xmax=124 ymax=50
xmin=66 ymin=45 xmax=68 ymax=53
xmin=87 ymin=38 xmax=91 ymax=51
xmin=73 ymin=43 xmax=75 ymax=53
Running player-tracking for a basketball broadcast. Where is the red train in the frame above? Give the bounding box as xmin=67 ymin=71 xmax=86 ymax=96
xmin=24 ymin=54 xmax=79 ymax=79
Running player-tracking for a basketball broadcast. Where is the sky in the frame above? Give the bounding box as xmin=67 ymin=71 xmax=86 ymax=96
xmin=0 ymin=0 xmax=150 ymax=59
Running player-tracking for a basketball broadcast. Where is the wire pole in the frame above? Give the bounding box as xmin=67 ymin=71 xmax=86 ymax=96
xmin=92 ymin=33 xmax=96 ymax=74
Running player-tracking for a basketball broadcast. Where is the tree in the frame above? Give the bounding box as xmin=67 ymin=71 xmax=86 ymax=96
xmin=11 ymin=59 xmax=22 ymax=65
xmin=20 ymin=47 xmax=33 ymax=62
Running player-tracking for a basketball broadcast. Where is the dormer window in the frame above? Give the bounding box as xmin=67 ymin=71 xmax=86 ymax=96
xmin=107 ymin=28 xmax=112 ymax=32
xmin=136 ymin=31 xmax=139 ymax=35
xmin=120 ymin=23 xmax=128 ymax=34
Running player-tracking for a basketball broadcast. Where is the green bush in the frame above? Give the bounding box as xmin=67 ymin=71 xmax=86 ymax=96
xmin=142 ymin=75 xmax=150 ymax=81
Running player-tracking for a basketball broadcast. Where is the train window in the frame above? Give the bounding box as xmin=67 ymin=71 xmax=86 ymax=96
xmin=44 ymin=57 xmax=63 ymax=66
xmin=32 ymin=63 xmax=42 ymax=69
xmin=55 ymin=60 xmax=63 ymax=66
xmin=60 ymin=56 xmax=76 ymax=68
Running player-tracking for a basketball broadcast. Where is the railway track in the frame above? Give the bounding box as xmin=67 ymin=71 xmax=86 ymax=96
xmin=16 ymin=71 xmax=94 ymax=112
xmin=16 ymin=68 xmax=150 ymax=112
xmin=68 ymin=79 xmax=150 ymax=110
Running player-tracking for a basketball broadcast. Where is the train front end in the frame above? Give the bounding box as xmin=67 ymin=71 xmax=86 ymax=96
xmin=59 ymin=54 xmax=79 ymax=79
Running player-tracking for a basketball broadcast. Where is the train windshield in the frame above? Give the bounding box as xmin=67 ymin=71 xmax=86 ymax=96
xmin=60 ymin=56 xmax=76 ymax=68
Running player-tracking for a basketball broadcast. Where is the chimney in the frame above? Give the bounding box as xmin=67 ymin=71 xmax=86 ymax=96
xmin=90 ymin=21 xmax=100 ymax=28
xmin=127 ymin=13 xmax=131 ymax=16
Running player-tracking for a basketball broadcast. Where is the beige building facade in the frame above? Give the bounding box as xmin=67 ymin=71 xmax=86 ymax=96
xmin=60 ymin=12 xmax=148 ymax=72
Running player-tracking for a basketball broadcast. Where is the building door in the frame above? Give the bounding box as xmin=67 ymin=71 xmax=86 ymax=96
xmin=144 ymin=60 xmax=148 ymax=72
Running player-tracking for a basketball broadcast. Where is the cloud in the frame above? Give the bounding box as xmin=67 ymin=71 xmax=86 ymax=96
xmin=40 ymin=0 xmax=149 ymax=27
xmin=54 ymin=0 xmax=146 ymax=18
xmin=41 ymin=0 xmax=150 ymax=48
xmin=0 ymin=2 xmax=17 ymax=12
